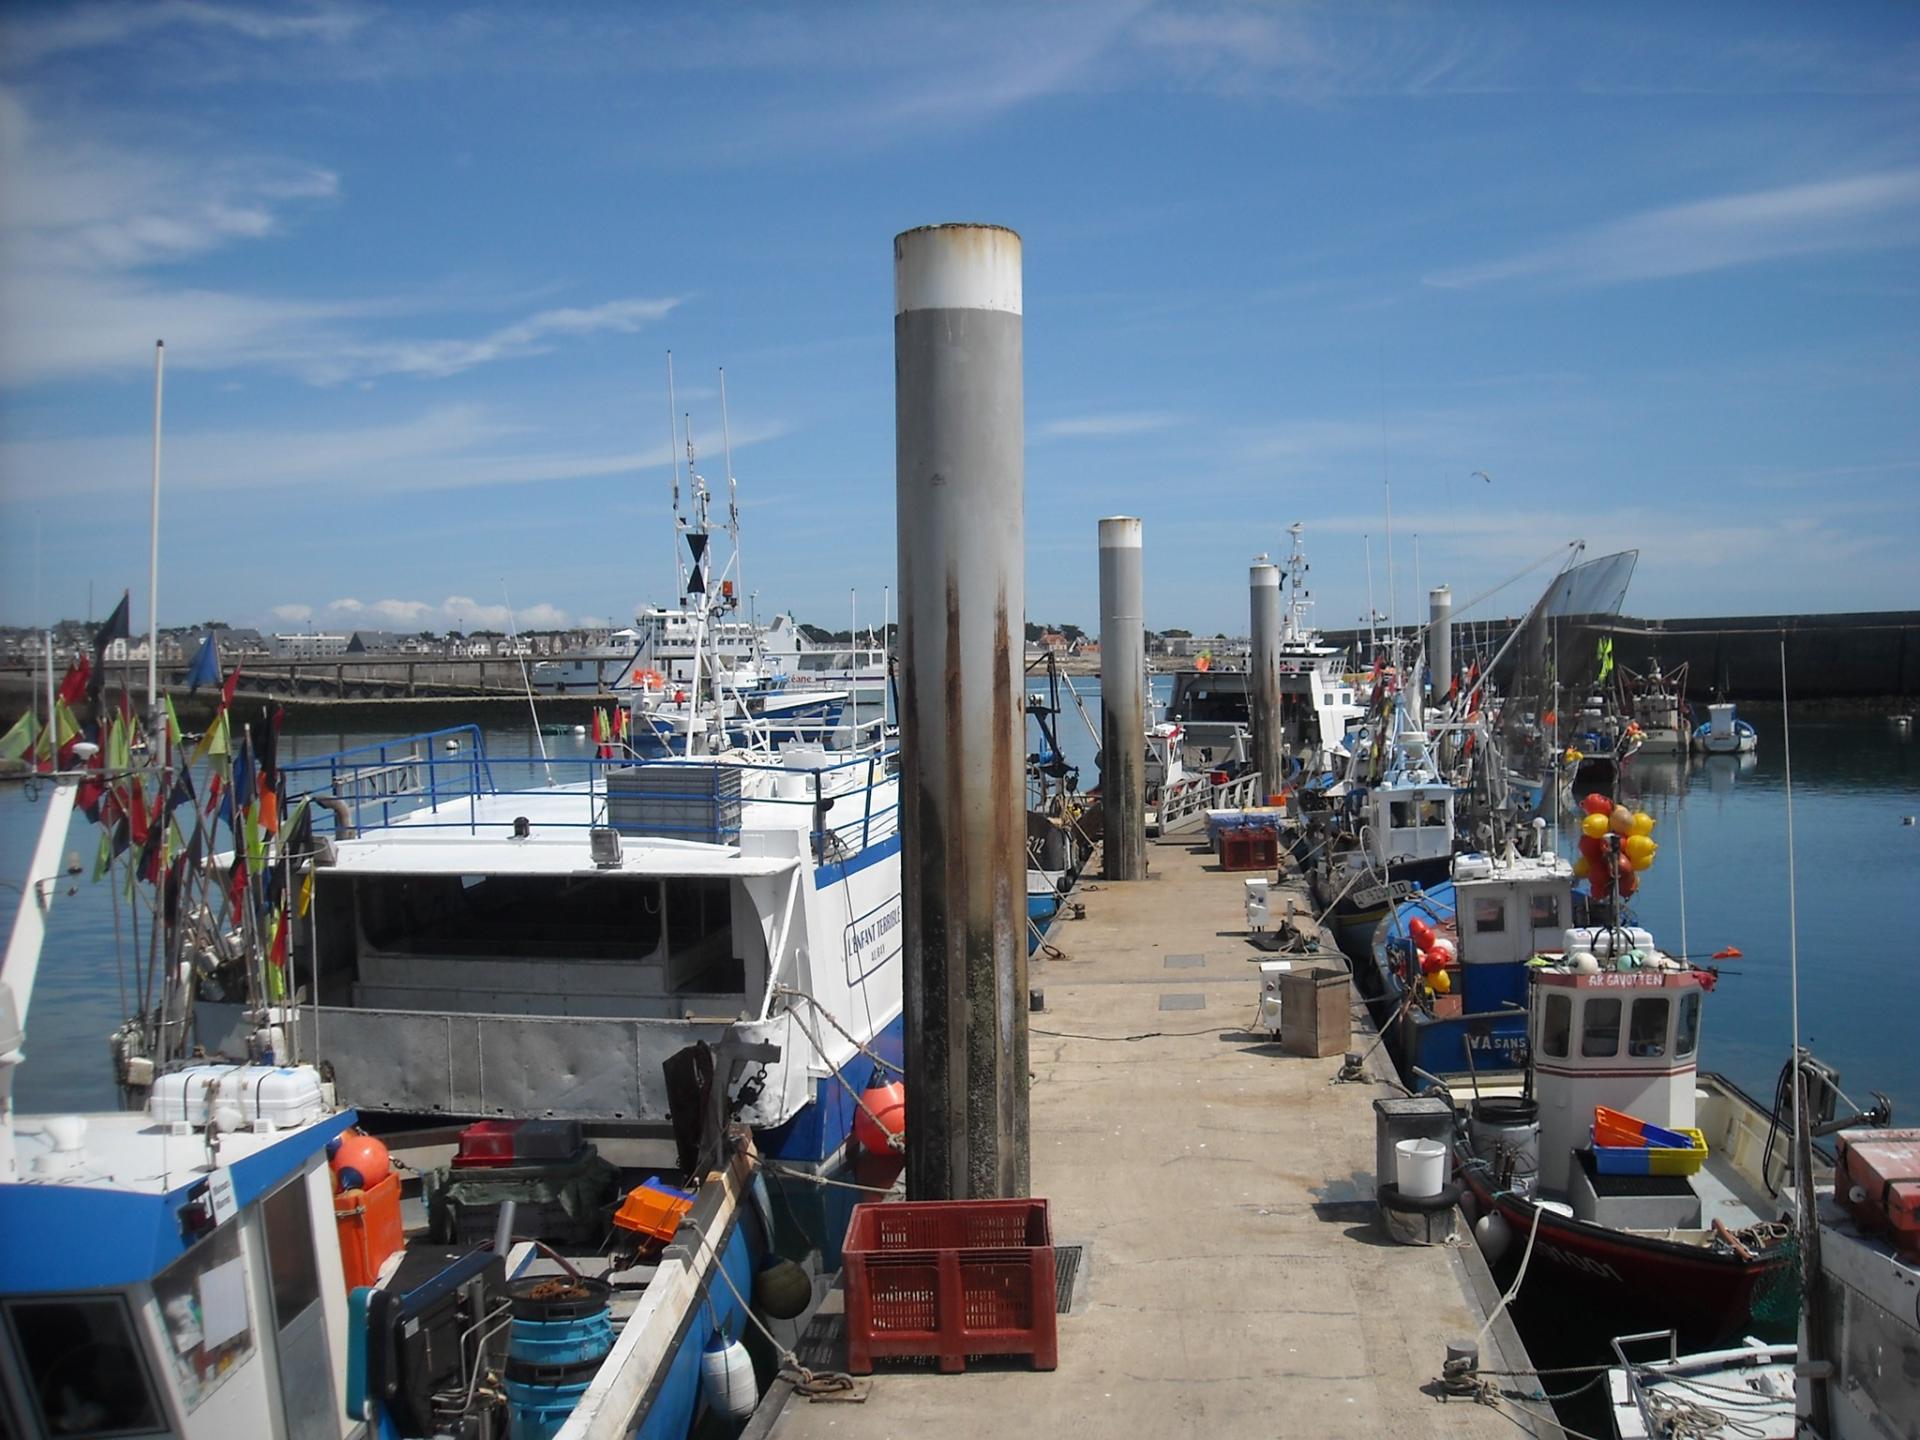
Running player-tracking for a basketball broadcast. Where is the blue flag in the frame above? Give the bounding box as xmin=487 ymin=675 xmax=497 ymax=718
xmin=186 ymin=633 xmax=221 ymax=694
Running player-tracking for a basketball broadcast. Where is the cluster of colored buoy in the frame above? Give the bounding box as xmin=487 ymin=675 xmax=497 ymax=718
xmin=327 ymin=1128 xmax=391 ymax=1193
xmin=1574 ymin=794 xmax=1658 ymax=900
xmin=852 ymin=1079 xmax=906 ymax=1156
xmin=1405 ymin=917 xmax=1457 ymax=997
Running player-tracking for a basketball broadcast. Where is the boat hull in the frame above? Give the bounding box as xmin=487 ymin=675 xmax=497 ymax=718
xmin=756 ymin=1011 xmax=905 ymax=1167
xmin=1460 ymin=1163 xmax=1796 ymax=1350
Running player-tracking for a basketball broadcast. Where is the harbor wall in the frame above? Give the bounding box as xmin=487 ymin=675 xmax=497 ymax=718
xmin=1321 ymin=610 xmax=1920 ymax=702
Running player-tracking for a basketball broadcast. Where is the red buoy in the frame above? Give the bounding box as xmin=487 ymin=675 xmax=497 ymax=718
xmin=853 ymin=1082 xmax=905 ymax=1157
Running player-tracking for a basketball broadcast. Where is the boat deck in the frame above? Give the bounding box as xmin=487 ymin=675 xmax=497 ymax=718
xmin=765 ymin=836 xmax=1542 ymax=1439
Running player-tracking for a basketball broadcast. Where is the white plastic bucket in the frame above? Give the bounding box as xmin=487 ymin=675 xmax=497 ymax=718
xmin=1394 ymin=1138 xmax=1447 ymax=1198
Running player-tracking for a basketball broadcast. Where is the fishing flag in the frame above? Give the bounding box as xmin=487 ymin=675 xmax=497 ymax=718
xmin=0 ymin=711 xmax=37 ymax=763
xmin=56 ymin=659 xmax=91 ymax=707
xmin=185 ymin=633 xmax=220 ymax=693
xmin=191 ymin=709 xmax=231 ymax=766
xmin=1596 ymin=635 xmax=1615 ymax=685
xmin=88 ymin=592 xmax=131 ymax=704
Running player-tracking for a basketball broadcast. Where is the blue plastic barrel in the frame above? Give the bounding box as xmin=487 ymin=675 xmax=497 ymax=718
xmin=506 ymin=1277 xmax=613 ymax=1440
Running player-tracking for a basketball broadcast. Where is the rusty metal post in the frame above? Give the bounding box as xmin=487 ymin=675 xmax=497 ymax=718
xmin=1099 ymin=516 xmax=1146 ymax=879
xmin=1249 ymin=560 xmax=1283 ymax=799
xmin=1429 ymin=585 xmax=1453 ymax=704
xmin=894 ymin=223 xmax=1028 ymax=1200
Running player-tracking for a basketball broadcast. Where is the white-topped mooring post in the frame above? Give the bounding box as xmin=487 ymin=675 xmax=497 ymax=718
xmin=1099 ymin=517 xmax=1146 ymax=880
xmin=1249 ymin=560 xmax=1283 ymax=800
xmin=894 ymin=224 xmax=1028 ymax=1200
xmin=1429 ymin=585 xmax=1453 ymax=704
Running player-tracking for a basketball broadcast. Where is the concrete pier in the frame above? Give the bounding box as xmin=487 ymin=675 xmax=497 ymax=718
xmin=893 ymin=224 xmax=1029 ymax=1200
xmin=1098 ymin=517 xmax=1146 ymax=880
xmin=767 ymin=842 xmax=1539 ymax=1439
xmin=1249 ymin=559 xmax=1283 ymax=794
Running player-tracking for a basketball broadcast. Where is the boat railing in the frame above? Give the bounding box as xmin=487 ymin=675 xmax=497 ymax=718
xmin=282 ymin=725 xmax=901 ymax=859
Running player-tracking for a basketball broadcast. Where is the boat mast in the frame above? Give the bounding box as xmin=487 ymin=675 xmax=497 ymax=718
xmin=666 ymin=352 xmax=686 ymax=599
xmin=146 ymin=340 xmax=164 ymax=732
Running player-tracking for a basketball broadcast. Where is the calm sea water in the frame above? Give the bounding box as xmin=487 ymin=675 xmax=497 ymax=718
xmin=4 ymin=697 xmax=1916 ymax=1125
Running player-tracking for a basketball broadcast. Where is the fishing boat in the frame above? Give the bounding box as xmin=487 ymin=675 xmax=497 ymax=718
xmin=1450 ymin=939 xmax=1804 ymax=1350
xmin=1371 ymin=840 xmax=1572 ymax=1076
xmin=1604 ymin=1330 xmax=1795 ymax=1438
xmin=1161 ymin=525 xmax=1363 ymax=777
xmin=1617 ymin=660 xmax=1691 ymax=756
xmin=1691 ymin=701 xmax=1758 ymax=755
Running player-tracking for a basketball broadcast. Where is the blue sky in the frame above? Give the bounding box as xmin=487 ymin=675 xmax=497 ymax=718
xmin=1 ymin=2 xmax=1916 ymax=639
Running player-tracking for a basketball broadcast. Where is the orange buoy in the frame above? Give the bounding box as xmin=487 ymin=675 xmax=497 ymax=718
xmin=329 ymin=1130 xmax=391 ymax=1191
xmin=853 ymin=1081 xmax=905 ymax=1156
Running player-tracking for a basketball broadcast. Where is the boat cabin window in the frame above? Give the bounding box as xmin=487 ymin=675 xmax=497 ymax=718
xmin=150 ymin=1220 xmax=254 ymax=1413
xmin=1541 ymin=993 xmax=1572 ymax=1059
xmin=1528 ymin=892 xmax=1561 ymax=929
xmin=1473 ymin=898 xmax=1506 ymax=934
xmin=1675 ymin=991 xmax=1701 ymax=1058
xmin=354 ymin=873 xmax=666 ymax=963
xmin=1581 ymin=997 xmax=1622 ymax=1058
xmin=263 ymin=1177 xmax=321 ymax=1329
xmin=3 ymin=1295 xmax=165 ymax=1437
xmin=1628 ymin=996 xmax=1670 ymax=1059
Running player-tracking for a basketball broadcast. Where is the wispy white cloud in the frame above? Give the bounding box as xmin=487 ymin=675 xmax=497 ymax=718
xmin=308 ymin=297 xmax=684 ymax=383
xmin=0 ymin=402 xmax=788 ymax=502
xmin=293 ymin=594 xmax=573 ymax=631
xmin=0 ymin=2 xmax=369 ymax=68
xmin=0 ymin=87 xmax=676 ymax=386
xmin=1424 ymin=169 xmax=1920 ymax=291
xmin=1038 ymin=411 xmax=1183 ymax=440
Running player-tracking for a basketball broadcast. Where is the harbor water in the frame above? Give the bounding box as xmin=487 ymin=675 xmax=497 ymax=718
xmin=4 ymin=700 xmax=1916 ymax=1129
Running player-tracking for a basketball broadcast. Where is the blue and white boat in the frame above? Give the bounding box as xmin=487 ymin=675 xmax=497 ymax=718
xmin=1691 ymin=701 xmax=1758 ymax=755
xmin=1372 ymin=845 xmax=1574 ymax=1079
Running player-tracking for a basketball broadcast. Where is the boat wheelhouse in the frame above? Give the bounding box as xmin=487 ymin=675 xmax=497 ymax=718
xmin=191 ymin=727 xmax=902 ymax=1167
xmin=1374 ymin=845 xmax=1573 ymax=1076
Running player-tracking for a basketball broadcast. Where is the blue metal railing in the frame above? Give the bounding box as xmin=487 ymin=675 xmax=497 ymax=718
xmin=281 ymin=726 xmax=901 ymax=860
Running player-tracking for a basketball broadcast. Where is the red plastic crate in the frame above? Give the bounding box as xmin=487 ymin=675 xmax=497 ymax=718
xmin=1219 ymin=827 xmax=1278 ymax=872
xmin=841 ymin=1198 xmax=1058 ymax=1374
xmin=453 ymin=1119 xmax=523 ymax=1167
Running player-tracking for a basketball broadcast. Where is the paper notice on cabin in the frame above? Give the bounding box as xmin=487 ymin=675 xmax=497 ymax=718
xmin=198 ymin=1258 xmax=250 ymax=1349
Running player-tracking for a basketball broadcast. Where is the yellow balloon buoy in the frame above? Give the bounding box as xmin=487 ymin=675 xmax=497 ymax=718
xmin=1582 ymin=812 xmax=1611 ymax=839
xmin=1631 ymin=811 xmax=1656 ymax=837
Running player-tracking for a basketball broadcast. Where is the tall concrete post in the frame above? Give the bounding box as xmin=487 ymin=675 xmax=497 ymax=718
xmin=1249 ymin=560 xmax=1284 ymax=797
xmin=1098 ymin=517 xmax=1146 ymax=879
xmin=1429 ymin=585 xmax=1453 ymax=703
xmin=894 ymin=224 xmax=1029 ymax=1200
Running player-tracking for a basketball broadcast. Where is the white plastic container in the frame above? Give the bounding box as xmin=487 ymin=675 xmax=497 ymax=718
xmin=1562 ymin=927 xmax=1595 ymax=956
xmin=1394 ymin=1138 xmax=1447 ymax=1199
xmin=147 ymin=1063 xmax=240 ymax=1126
xmin=212 ymin=1065 xmax=329 ymax=1131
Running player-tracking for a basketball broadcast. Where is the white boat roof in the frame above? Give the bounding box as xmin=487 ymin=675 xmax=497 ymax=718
xmin=325 ymin=778 xmax=814 ymax=877
xmin=8 ymin=1109 xmax=346 ymax=1200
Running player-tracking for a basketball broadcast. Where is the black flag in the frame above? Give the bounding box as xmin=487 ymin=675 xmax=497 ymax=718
xmin=88 ymin=591 xmax=132 ymax=705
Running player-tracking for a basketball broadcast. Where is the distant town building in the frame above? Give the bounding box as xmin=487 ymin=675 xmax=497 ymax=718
xmin=269 ymin=633 xmax=349 ymax=659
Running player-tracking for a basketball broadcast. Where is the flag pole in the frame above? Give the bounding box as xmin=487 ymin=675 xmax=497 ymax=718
xmin=147 ymin=340 xmax=164 ymax=734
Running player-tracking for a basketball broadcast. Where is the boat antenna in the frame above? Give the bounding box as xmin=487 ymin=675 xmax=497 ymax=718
xmin=502 ymin=584 xmax=553 ymax=784
xmin=666 ymin=351 xmax=685 ymax=597
xmin=719 ymin=367 xmax=742 ymax=619
xmin=1364 ymin=534 xmax=1376 ymax=660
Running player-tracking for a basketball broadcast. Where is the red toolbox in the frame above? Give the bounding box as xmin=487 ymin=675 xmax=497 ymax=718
xmin=1834 ymin=1128 xmax=1920 ymax=1257
xmin=842 ymin=1197 xmax=1057 ymax=1375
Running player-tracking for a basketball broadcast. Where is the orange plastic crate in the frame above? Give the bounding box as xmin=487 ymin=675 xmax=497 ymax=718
xmin=335 ymin=1171 xmax=404 ymax=1290
xmin=842 ymin=1198 xmax=1057 ymax=1374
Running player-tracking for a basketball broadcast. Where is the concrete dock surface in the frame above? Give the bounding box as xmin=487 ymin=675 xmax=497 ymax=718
xmin=767 ymin=838 xmax=1544 ymax=1440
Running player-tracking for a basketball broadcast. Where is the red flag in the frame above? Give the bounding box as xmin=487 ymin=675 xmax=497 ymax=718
xmin=228 ymin=857 xmax=249 ymax=926
xmin=127 ymin=776 xmax=150 ymax=846
xmin=222 ymin=666 xmax=242 ymax=706
xmin=57 ymin=659 xmax=91 ymax=706
xmin=269 ymin=905 xmax=289 ymax=970
xmin=204 ymin=771 xmax=225 ymax=817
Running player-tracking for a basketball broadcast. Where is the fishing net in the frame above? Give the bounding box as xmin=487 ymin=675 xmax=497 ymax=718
xmin=1747 ymin=1233 xmax=1803 ymax=1336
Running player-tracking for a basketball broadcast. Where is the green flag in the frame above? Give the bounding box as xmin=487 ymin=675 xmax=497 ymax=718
xmin=0 ymin=711 xmax=39 ymax=762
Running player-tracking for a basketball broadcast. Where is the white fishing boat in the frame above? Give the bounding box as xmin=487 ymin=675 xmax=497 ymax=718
xmin=1605 ymin=1329 xmax=1794 ymax=1438
xmin=1691 ymin=701 xmax=1758 ymax=755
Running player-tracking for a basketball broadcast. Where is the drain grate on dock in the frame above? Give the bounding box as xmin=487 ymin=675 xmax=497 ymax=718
xmin=1158 ymin=993 xmax=1206 ymax=1011
xmin=1053 ymin=1244 xmax=1083 ymax=1314
xmin=1162 ymin=953 xmax=1206 ymax=968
